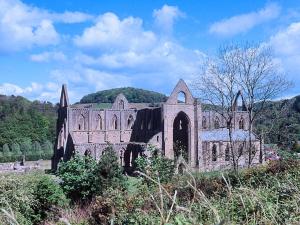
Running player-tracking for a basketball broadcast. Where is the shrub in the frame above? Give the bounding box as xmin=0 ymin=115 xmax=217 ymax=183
xmin=0 ymin=173 xmax=68 ymax=225
xmin=31 ymin=175 xmax=69 ymax=223
xmin=96 ymin=145 xmax=125 ymax=191
xmin=136 ymin=145 xmax=175 ymax=184
xmin=58 ymin=155 xmax=99 ymax=201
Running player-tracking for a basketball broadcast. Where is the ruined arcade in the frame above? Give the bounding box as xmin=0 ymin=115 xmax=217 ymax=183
xmin=52 ymin=79 xmax=263 ymax=171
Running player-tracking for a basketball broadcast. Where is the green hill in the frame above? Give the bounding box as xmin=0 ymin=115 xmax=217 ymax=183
xmin=80 ymin=87 xmax=168 ymax=104
xmin=0 ymin=95 xmax=57 ymax=162
xmin=254 ymin=95 xmax=300 ymax=149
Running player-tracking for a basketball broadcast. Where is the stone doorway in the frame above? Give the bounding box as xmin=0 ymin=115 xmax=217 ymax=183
xmin=173 ymin=111 xmax=190 ymax=162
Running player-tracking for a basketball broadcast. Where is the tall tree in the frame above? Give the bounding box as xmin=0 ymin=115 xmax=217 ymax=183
xmin=2 ymin=144 xmax=12 ymax=162
xmin=234 ymin=43 xmax=292 ymax=165
xmin=193 ymin=45 xmax=242 ymax=171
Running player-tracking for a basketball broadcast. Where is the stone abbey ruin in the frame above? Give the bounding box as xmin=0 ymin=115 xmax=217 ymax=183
xmin=52 ymin=79 xmax=263 ymax=171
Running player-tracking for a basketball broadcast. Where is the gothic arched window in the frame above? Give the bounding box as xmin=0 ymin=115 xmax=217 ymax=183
xmin=119 ymin=100 xmax=124 ymax=110
xmin=112 ymin=115 xmax=118 ymax=130
xmin=239 ymin=117 xmax=245 ymax=130
xmin=214 ymin=117 xmax=220 ymax=129
xmin=225 ymin=144 xmax=230 ymax=161
xmin=212 ymin=144 xmax=217 ymax=161
xmin=127 ymin=115 xmax=134 ymax=129
xmin=78 ymin=114 xmax=86 ymax=130
xmin=202 ymin=116 xmax=207 ymax=129
xmin=97 ymin=114 xmax=103 ymax=130
xmin=177 ymin=91 xmax=186 ymax=103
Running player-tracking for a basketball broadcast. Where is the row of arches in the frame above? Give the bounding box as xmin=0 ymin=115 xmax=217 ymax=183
xmin=77 ymin=114 xmax=135 ymax=131
xmin=202 ymin=116 xmax=245 ymax=130
xmin=211 ymin=143 xmax=244 ymax=162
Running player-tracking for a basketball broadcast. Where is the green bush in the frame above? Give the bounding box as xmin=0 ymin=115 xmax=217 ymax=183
xmin=31 ymin=175 xmax=69 ymax=223
xmin=0 ymin=173 xmax=68 ymax=225
xmin=96 ymin=145 xmax=125 ymax=191
xmin=58 ymin=155 xmax=100 ymax=201
xmin=136 ymin=145 xmax=175 ymax=184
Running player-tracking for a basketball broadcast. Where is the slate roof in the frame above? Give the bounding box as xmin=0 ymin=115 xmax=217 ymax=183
xmin=201 ymin=128 xmax=257 ymax=141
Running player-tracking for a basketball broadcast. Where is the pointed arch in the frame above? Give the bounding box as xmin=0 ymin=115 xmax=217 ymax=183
xmin=214 ymin=116 xmax=220 ymax=129
xmin=177 ymin=91 xmax=186 ymax=103
xmin=173 ymin=111 xmax=190 ymax=162
xmin=212 ymin=144 xmax=217 ymax=161
xmin=97 ymin=114 xmax=103 ymax=130
xmin=239 ymin=117 xmax=245 ymax=130
xmin=78 ymin=114 xmax=86 ymax=130
xmin=127 ymin=114 xmax=134 ymax=129
xmin=119 ymin=100 xmax=124 ymax=110
xmin=112 ymin=114 xmax=118 ymax=130
xmin=202 ymin=116 xmax=207 ymax=129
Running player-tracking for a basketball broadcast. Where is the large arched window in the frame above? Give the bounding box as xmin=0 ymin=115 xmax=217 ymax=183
xmin=239 ymin=117 xmax=245 ymax=130
xmin=97 ymin=114 xmax=103 ymax=130
xmin=212 ymin=144 xmax=217 ymax=161
xmin=127 ymin=115 xmax=134 ymax=129
xmin=78 ymin=114 xmax=86 ymax=130
xmin=214 ymin=117 xmax=220 ymax=129
xmin=112 ymin=115 xmax=118 ymax=130
xmin=119 ymin=100 xmax=124 ymax=110
xmin=202 ymin=116 xmax=207 ymax=129
xmin=177 ymin=91 xmax=186 ymax=103
xmin=225 ymin=144 xmax=230 ymax=161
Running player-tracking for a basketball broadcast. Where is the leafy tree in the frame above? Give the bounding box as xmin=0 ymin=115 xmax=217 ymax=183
xmin=58 ymin=155 xmax=99 ymax=200
xmin=2 ymin=143 xmax=12 ymax=162
xmin=41 ymin=140 xmax=53 ymax=159
xmin=97 ymin=145 xmax=125 ymax=190
xmin=11 ymin=143 xmax=22 ymax=161
xmin=20 ymin=139 xmax=32 ymax=157
xmin=136 ymin=145 xmax=175 ymax=183
xmin=32 ymin=141 xmax=43 ymax=160
xmin=31 ymin=175 xmax=69 ymax=223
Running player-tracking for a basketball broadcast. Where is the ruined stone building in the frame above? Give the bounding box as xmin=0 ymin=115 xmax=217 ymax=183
xmin=52 ymin=80 xmax=263 ymax=171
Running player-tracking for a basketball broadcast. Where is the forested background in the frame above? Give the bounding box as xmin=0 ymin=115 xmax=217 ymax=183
xmin=1 ymin=88 xmax=300 ymax=163
xmin=0 ymin=95 xmax=57 ymax=162
xmin=80 ymin=87 xmax=168 ymax=104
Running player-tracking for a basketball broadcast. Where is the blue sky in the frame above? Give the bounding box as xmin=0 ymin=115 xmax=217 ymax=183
xmin=0 ymin=0 xmax=300 ymax=103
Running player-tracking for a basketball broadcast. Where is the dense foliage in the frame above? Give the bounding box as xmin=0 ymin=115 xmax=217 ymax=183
xmin=135 ymin=145 xmax=175 ymax=184
xmin=255 ymin=97 xmax=300 ymax=149
xmin=0 ymin=172 xmax=68 ymax=225
xmin=58 ymin=146 xmax=124 ymax=201
xmin=0 ymin=95 xmax=57 ymax=162
xmin=80 ymin=87 xmax=168 ymax=104
xmin=58 ymin=155 xmax=99 ymax=201
xmin=1 ymin=152 xmax=300 ymax=224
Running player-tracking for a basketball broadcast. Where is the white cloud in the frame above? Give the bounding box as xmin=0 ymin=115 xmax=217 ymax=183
xmin=1 ymin=4 xmax=205 ymax=102
xmin=153 ymin=5 xmax=184 ymax=34
xmin=51 ymin=11 xmax=94 ymax=24
xmin=48 ymin=67 xmax=132 ymax=102
xmin=30 ymin=51 xmax=67 ymax=62
xmin=0 ymin=82 xmax=42 ymax=96
xmin=209 ymin=3 xmax=281 ymax=36
xmin=74 ymin=12 xmax=157 ymax=52
xmin=0 ymin=81 xmax=62 ymax=102
xmin=73 ymin=9 xmax=204 ymax=85
xmin=269 ymin=22 xmax=300 ymax=55
xmin=0 ymin=0 xmax=93 ymax=52
xmin=268 ymin=21 xmax=300 ymax=85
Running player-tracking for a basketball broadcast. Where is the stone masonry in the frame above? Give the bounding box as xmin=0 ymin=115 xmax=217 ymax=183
xmin=52 ymin=79 xmax=263 ymax=172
